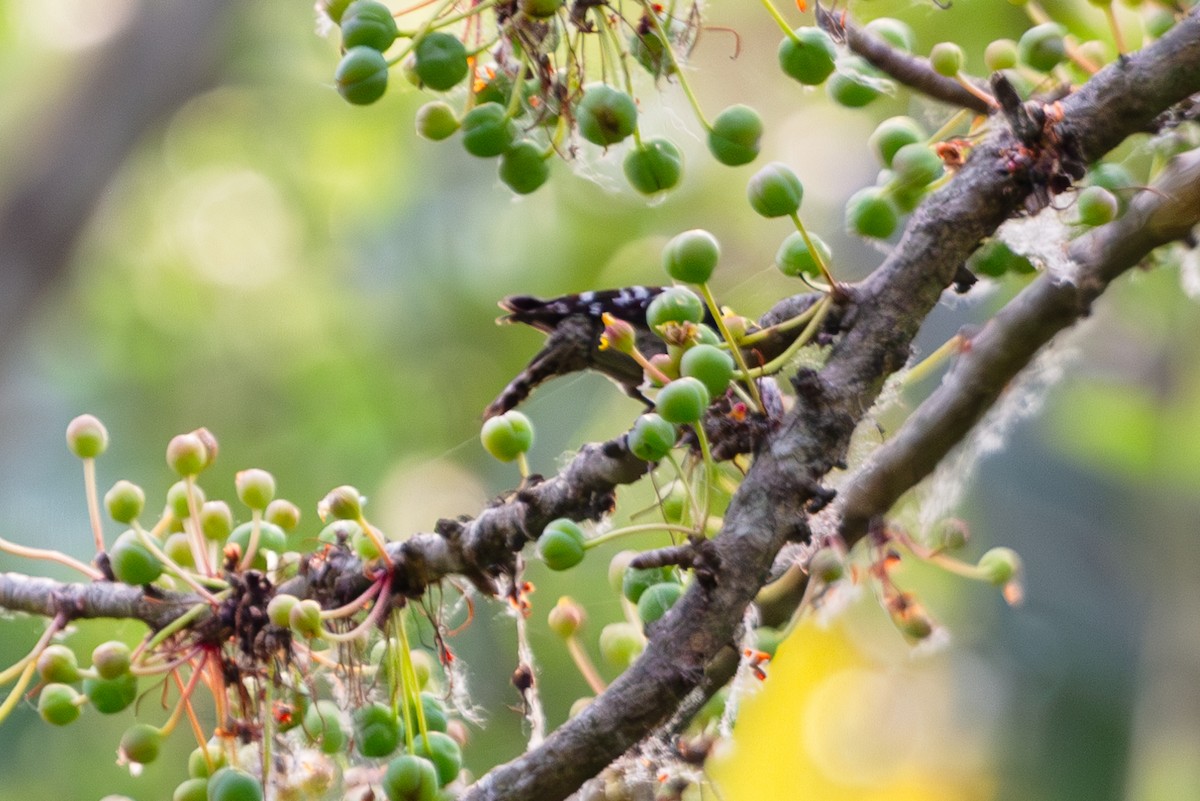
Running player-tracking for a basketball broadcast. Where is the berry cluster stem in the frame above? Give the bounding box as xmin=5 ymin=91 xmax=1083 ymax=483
xmin=82 ymin=458 xmax=105 ymax=555
xmin=639 ymin=0 xmax=710 ymax=129
xmin=582 ymin=522 xmax=698 ymax=550
xmin=0 ymin=536 xmax=104 ymax=580
xmin=698 ymin=283 xmax=765 ymax=412
xmin=738 ymin=294 xmax=832 ymax=378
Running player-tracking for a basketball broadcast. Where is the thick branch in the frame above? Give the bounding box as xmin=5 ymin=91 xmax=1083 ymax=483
xmin=0 ymin=572 xmax=197 ymax=631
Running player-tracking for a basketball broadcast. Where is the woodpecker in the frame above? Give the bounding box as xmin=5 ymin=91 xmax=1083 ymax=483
xmin=484 ymin=287 xmax=677 ymax=418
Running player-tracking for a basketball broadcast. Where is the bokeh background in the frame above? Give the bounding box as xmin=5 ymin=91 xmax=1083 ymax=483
xmin=0 ymin=0 xmax=1197 ymax=799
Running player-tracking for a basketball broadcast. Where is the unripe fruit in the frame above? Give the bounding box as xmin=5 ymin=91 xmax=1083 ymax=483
xmin=599 ymin=622 xmax=644 ymax=668
xmin=167 ymin=481 xmax=203 ymax=520
xmin=83 ymin=672 xmax=138 ymax=714
xmin=1074 ymin=185 xmax=1118 ymax=226
xmin=985 ymin=39 xmax=1019 ymax=71
xmin=548 ymin=596 xmax=585 ymax=638
xmin=629 ymin=22 xmax=678 ymax=78
xmin=119 ymin=722 xmax=163 ymax=765
xmin=413 ymin=32 xmax=469 ymax=91
xmin=461 ymin=103 xmax=517 ymax=158
xmin=412 ymin=731 xmax=462 ymax=786
xmin=340 ymin=1 xmax=398 ymax=52
xmin=167 ymin=433 xmax=209 ymax=476
xmin=707 ymin=105 xmax=763 ymax=166
xmin=577 ymin=84 xmax=638 ymax=146
xmin=978 ymin=547 xmax=1021 ymax=585
xmin=228 ymin=522 xmax=287 ymax=557
xmin=622 ymin=565 xmax=677 ymax=603
xmin=235 ymin=468 xmax=275 ymax=510
xmin=109 ymin=529 xmax=164 ymax=586
xmin=383 ymin=754 xmax=439 ymax=801
xmin=66 ymin=414 xmax=108 ymax=459
xmin=655 ymin=377 xmax=711 ymax=424
xmin=410 ymin=691 xmax=448 ymax=733
xmin=827 ymin=58 xmax=884 ymax=107
xmin=319 ymin=0 xmax=353 ymax=24
xmin=319 ymin=484 xmax=363 ymax=521
xmin=646 ymin=287 xmax=704 ymax=329
xmin=267 ymin=594 xmax=299 ymax=627
xmin=499 ymin=141 xmax=551 ymax=195
xmin=480 ymin=410 xmax=534 ymax=462
xmin=175 ymin=778 xmax=209 ymax=801
xmin=845 ymin=187 xmax=898 ymax=239
xmin=777 ymin=27 xmax=838 ymax=85
xmin=318 ymin=518 xmax=362 ymax=545
xmin=38 ymin=683 xmax=82 ymax=725
xmin=869 ymin=117 xmax=926 ymax=168
xmin=415 ymin=101 xmax=459 ymax=141
xmin=624 ymin=138 xmax=682 ymax=195
xmin=1018 ymin=23 xmax=1067 ymax=72
xmin=207 ymin=768 xmax=263 ymax=801
xmin=519 ymin=0 xmax=563 ymax=18
xmin=290 ymin=598 xmax=323 ymax=639
xmin=93 ymin=640 xmax=132 ymax=680
xmin=304 ymin=700 xmax=347 ymax=753
xmin=37 ymin=644 xmax=81 ymax=684
xmin=337 ymin=46 xmax=389 ymax=105
xmin=890 ymin=143 xmax=943 ymax=188
xmin=863 ymin=17 xmax=915 ymax=52
xmin=966 ymin=238 xmax=1036 ymax=277
xmin=928 ymin=42 xmax=965 ymax=77
xmin=188 ymin=743 xmax=226 ymax=778
xmin=355 ymin=702 xmax=402 ymax=757
xmin=775 ymin=231 xmax=831 ymax=279
xmin=663 ymin=229 xmax=720 ymax=284
xmin=265 ymin=498 xmax=300 ymax=531
xmin=680 ymin=345 xmax=735 ymax=398
xmin=637 ymin=581 xmax=684 ymax=625
xmin=627 ymin=414 xmax=677 ymax=462
xmin=105 ymin=480 xmax=145 ymax=524
xmin=747 ymin=162 xmax=803 ymax=218
xmin=537 ymin=518 xmax=586 ymax=571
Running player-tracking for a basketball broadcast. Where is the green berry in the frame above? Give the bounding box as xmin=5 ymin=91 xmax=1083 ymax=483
xmin=985 ymin=39 xmax=1019 ymax=71
xmin=461 ymin=103 xmax=517 ymax=158
xmin=869 ymin=117 xmax=926 ymax=168
xmin=355 ymin=702 xmax=402 ymax=757
xmin=383 ymin=755 xmax=440 ymax=801
xmin=629 ymin=19 xmax=681 ymax=78
xmin=175 ymin=778 xmax=209 ymax=801
xmin=928 ymin=42 xmax=965 ymax=77
xmin=663 ymin=229 xmax=720 ymax=284
xmin=412 ymin=731 xmax=462 ymax=786
xmin=207 ymin=768 xmax=263 ymax=801
xmin=623 ymin=565 xmax=678 ymax=603
xmin=235 ymin=468 xmax=275 ymax=510
xmin=547 ymin=596 xmax=585 ymax=638
xmin=978 ymin=547 xmax=1021 ymax=585
xmin=194 ymin=501 xmax=228 ymax=541
xmin=480 ymin=410 xmax=534 ymax=462
xmin=188 ymin=743 xmax=226 ymax=778
xmin=37 ymin=644 xmax=81 ymax=684
xmin=227 ymin=522 xmax=287 ymax=569
xmin=637 ymin=582 xmax=683 ymax=625
xmin=109 ymin=529 xmax=164 ymax=586
xmin=166 ymin=481 xmax=202 ymax=520
xmin=66 ymin=414 xmax=108 ymax=459
xmin=290 ymin=598 xmax=323 ymax=639
xmin=105 ymin=480 xmax=145 ymax=524
xmin=320 ymin=0 xmax=353 ymax=24
xmin=119 ymin=723 xmax=163 ymax=765
xmin=265 ymin=498 xmax=301 ymax=531
xmin=167 ymin=433 xmax=209 ymax=477
xmin=599 ymin=622 xmax=644 ymax=668
xmin=655 ymin=377 xmax=711 ymax=424
xmin=336 ymin=46 xmax=389 ymax=105
xmin=267 ymin=594 xmax=298 ymax=627
xmin=320 ymin=484 xmax=364 ymax=521
xmin=1074 ymin=185 xmax=1118 ymax=226
xmin=827 ymin=57 xmax=884 ymax=108
xmin=966 ymin=238 xmax=1036 ymax=277
xmin=577 ymin=84 xmax=638 ymax=146
xmin=707 ymin=105 xmax=763 ymax=166
xmin=845 ymin=187 xmax=898 ymax=239
xmin=83 ymin=672 xmax=138 ymax=714
xmin=304 ymin=700 xmax=347 ymax=753
xmin=409 ymin=691 xmax=448 ymax=733
xmin=38 ymin=683 xmax=82 ymax=725
xmin=646 ymin=287 xmax=704 ymax=330
xmin=680 ymin=344 xmax=734 ymax=398
xmin=624 ymin=138 xmax=683 ymax=195
xmin=414 ymin=32 xmax=468 ymax=91
xmin=1087 ymin=162 xmax=1134 ymax=213
xmin=519 ymin=0 xmax=563 ymax=18
xmin=777 ymin=27 xmax=838 ymax=85
xmin=1018 ymin=23 xmax=1067 ymax=72
xmin=92 ymin=640 xmax=132 ymax=679
xmin=537 ymin=518 xmax=586 ymax=571
xmin=627 ymin=414 xmax=677 ymax=462
xmin=775 ymin=231 xmax=831 ymax=279
xmin=499 ymin=141 xmax=551 ymax=194
xmin=891 ymin=143 xmax=944 ymax=189
xmin=863 ymin=18 xmax=915 ymax=52
xmin=416 ymin=101 xmax=460 ymax=141
xmin=747 ymin=162 xmax=803 ymax=218
xmin=340 ymin=1 xmax=398 ymax=52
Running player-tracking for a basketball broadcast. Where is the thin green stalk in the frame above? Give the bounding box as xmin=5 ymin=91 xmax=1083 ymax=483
xmin=758 ymin=0 xmax=798 ymax=39
xmin=639 ymin=0 xmax=710 ymax=128
xmin=738 ymin=295 xmax=832 ymax=379
xmin=737 ymin=302 xmax=821 ymax=347
xmin=787 ymin=212 xmax=837 ymax=288
xmin=698 ymin=283 xmax=764 ymax=412
xmin=583 ymin=522 xmax=698 ymax=550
